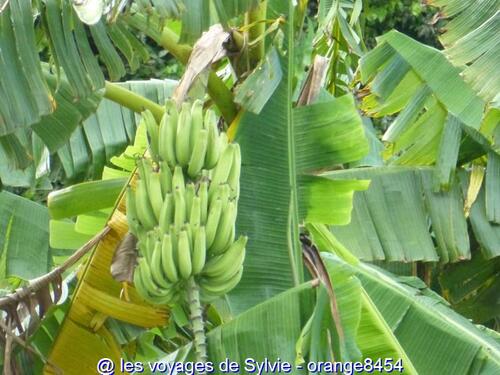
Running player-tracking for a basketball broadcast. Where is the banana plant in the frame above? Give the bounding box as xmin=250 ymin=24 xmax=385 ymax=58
xmin=0 ymin=0 xmax=498 ymax=374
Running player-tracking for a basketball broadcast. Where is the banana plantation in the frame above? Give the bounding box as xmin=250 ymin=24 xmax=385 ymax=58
xmin=0 ymin=0 xmax=499 ymax=374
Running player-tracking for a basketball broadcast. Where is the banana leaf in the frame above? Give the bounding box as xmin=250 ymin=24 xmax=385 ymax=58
xmin=230 ymin=1 xmax=370 ymax=314
xmin=427 ymin=0 xmax=500 ymax=102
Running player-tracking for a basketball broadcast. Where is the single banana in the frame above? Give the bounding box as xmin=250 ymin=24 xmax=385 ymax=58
xmin=158 ymin=112 xmax=170 ymax=163
xmin=204 ymin=110 xmax=220 ymax=169
xmin=143 ymin=110 xmax=160 ymax=163
xmin=165 ymin=102 xmax=179 ymax=168
xmin=185 ymin=183 xmax=196 ymax=219
xmin=198 ymin=180 xmax=209 ymax=224
xmin=209 ymin=145 xmax=235 ymax=199
xmin=209 ymin=184 xmax=230 ymax=210
xmin=161 ymin=233 xmax=179 ymax=283
xmin=203 ymin=235 xmax=247 ymax=278
xmin=143 ymin=230 xmax=158 ymax=263
xmin=159 ymin=161 xmax=172 ymax=195
xmin=147 ymin=171 xmax=163 ymax=221
xmin=137 ymin=158 xmax=152 ymax=190
xmin=150 ymin=240 xmax=174 ymax=289
xmin=199 ymin=267 xmax=243 ymax=296
xmin=189 ymin=196 xmax=202 ymax=228
xmin=169 ymin=224 xmax=178 ymax=263
xmin=172 ymin=165 xmax=185 ymax=194
xmin=227 ymin=143 xmax=241 ymax=199
xmin=187 ymin=129 xmax=209 ymax=179
xmin=177 ymin=230 xmax=193 ymax=279
xmin=184 ymin=223 xmax=193 ymax=249
xmin=201 ymin=260 xmax=241 ymax=285
xmin=174 ymin=188 xmax=186 ymax=232
xmin=136 ymin=258 xmax=161 ymax=296
xmin=209 ymin=200 xmax=237 ymax=255
xmin=192 ymin=226 xmax=207 ymax=275
xmin=159 ymin=193 xmax=174 ymax=233
xmin=133 ymin=261 xmax=153 ymax=301
xmin=205 ymin=198 xmax=223 ymax=249
xmin=176 ymin=102 xmax=192 ymax=167
xmin=135 ymin=178 xmax=157 ymax=231
xmin=190 ymin=100 xmax=204 ymax=151
xmin=126 ymin=186 xmax=140 ymax=235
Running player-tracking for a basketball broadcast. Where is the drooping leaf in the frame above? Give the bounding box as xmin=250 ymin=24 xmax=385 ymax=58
xmin=427 ymin=0 xmax=500 ymax=102
xmin=56 ymin=79 xmax=176 ymax=182
xmin=46 ymin=188 xmax=169 ymax=373
xmin=311 ymin=223 xmax=500 ymax=374
xmin=326 ymin=167 xmax=471 ymax=263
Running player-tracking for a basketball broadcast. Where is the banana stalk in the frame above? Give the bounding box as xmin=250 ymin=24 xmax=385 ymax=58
xmin=187 ymin=277 xmax=208 ymax=370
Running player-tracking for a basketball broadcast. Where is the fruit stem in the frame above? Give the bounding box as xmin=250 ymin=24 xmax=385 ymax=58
xmin=104 ymin=82 xmax=164 ymax=122
xmin=187 ymin=278 xmax=208 ymax=371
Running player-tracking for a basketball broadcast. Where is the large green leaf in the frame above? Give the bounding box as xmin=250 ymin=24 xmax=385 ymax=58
xmin=325 ymin=167 xmax=493 ymax=263
xmin=310 ymin=224 xmax=500 ymax=374
xmin=360 ymin=30 xmax=491 ymax=190
xmin=0 ymin=191 xmax=50 ymax=280
xmin=427 ymin=0 xmax=500 ymax=103
xmin=0 ymin=0 xmax=149 ymax=162
xmin=230 ymin=2 xmax=369 ymax=314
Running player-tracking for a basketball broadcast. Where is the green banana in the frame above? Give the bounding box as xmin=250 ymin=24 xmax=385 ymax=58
xmin=209 ymin=200 xmax=237 ymax=255
xmin=126 ymin=186 xmax=140 ymax=235
xmin=184 ymin=223 xmax=193 ymax=249
xmin=174 ymin=188 xmax=186 ymax=232
xmin=143 ymin=110 xmax=160 ymax=162
xmin=147 ymin=171 xmax=163 ymax=221
xmin=187 ymin=129 xmax=209 ymax=178
xmin=172 ymin=165 xmax=185 ymax=194
xmin=227 ymin=143 xmax=241 ymax=199
xmin=198 ymin=180 xmax=209 ymax=224
xmin=190 ymin=100 xmax=204 ymax=152
xmin=135 ymin=178 xmax=157 ymax=231
xmin=143 ymin=230 xmax=158 ymax=263
xmin=201 ymin=259 xmax=240 ymax=285
xmin=135 ymin=259 xmax=177 ymax=304
xmin=137 ymin=158 xmax=152 ymax=190
xmin=136 ymin=259 xmax=161 ymax=296
xmin=189 ymin=196 xmax=201 ymax=228
xmin=159 ymin=193 xmax=174 ymax=233
xmin=203 ymin=235 xmax=247 ymax=278
xmin=205 ymin=198 xmax=223 ymax=249
xmin=158 ymin=112 xmax=170 ymax=164
xmin=209 ymin=145 xmax=235 ymax=198
xmin=133 ymin=261 xmax=153 ymax=300
xmin=185 ymin=183 xmax=196 ymax=219
xmin=177 ymin=230 xmax=193 ymax=279
xmin=199 ymin=267 xmax=243 ymax=296
xmin=209 ymin=183 xmax=230 ymax=210
xmin=176 ymin=102 xmax=192 ymax=167
xmin=159 ymin=161 xmax=172 ymax=195
xmin=192 ymin=226 xmax=207 ymax=275
xmin=161 ymin=233 xmax=179 ymax=283
xmin=204 ymin=110 xmax=220 ymax=169
xmin=150 ymin=240 xmax=173 ymax=289
xmin=165 ymin=103 xmax=179 ymax=168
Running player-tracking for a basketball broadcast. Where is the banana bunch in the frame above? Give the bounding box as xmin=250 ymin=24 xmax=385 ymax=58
xmin=126 ymin=100 xmax=246 ymax=306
